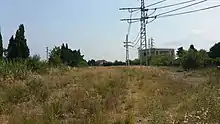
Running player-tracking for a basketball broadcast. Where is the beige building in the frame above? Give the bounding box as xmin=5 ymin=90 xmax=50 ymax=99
xmin=139 ymin=48 xmax=175 ymax=59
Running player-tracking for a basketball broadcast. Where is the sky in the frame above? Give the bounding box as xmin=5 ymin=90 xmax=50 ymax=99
xmin=0 ymin=0 xmax=220 ymax=61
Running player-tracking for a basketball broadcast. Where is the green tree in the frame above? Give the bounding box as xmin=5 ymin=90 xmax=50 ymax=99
xmin=49 ymin=46 xmax=62 ymax=66
xmin=209 ymin=42 xmax=220 ymax=58
xmin=177 ymin=47 xmax=185 ymax=58
xmin=88 ymin=59 xmax=96 ymax=66
xmin=181 ymin=49 xmax=200 ymax=70
xmin=7 ymin=35 xmax=17 ymax=59
xmin=0 ymin=30 xmax=3 ymax=58
xmin=49 ymin=44 xmax=87 ymax=67
xmin=198 ymin=49 xmax=210 ymax=67
xmin=189 ymin=44 xmax=197 ymax=52
xmin=14 ymin=24 xmax=30 ymax=59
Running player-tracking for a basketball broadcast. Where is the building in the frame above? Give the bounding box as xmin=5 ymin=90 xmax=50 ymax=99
xmin=139 ymin=48 xmax=175 ymax=59
xmin=95 ymin=60 xmax=108 ymax=66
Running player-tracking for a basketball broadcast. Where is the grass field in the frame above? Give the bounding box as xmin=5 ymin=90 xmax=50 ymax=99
xmin=0 ymin=66 xmax=220 ymax=124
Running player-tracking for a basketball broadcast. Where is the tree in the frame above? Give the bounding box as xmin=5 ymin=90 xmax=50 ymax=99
xmin=88 ymin=59 xmax=96 ymax=66
xmin=181 ymin=49 xmax=200 ymax=70
xmin=49 ymin=46 xmax=62 ymax=66
xmin=130 ymin=59 xmax=140 ymax=65
xmin=189 ymin=44 xmax=197 ymax=52
xmin=209 ymin=42 xmax=220 ymax=58
xmin=113 ymin=60 xmax=125 ymax=66
xmin=0 ymin=31 xmax=3 ymax=58
xmin=198 ymin=49 xmax=210 ymax=67
xmin=14 ymin=24 xmax=29 ymax=59
xmin=7 ymin=35 xmax=17 ymax=59
xmin=177 ymin=47 xmax=185 ymax=58
xmin=49 ymin=43 xmax=87 ymax=67
xmin=7 ymin=24 xmax=30 ymax=60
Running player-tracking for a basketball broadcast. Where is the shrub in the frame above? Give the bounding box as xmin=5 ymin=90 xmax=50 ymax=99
xmin=150 ymin=54 xmax=174 ymax=66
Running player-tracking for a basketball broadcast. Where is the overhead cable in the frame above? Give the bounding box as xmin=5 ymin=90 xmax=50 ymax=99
xmin=156 ymin=0 xmax=207 ymax=17
xmin=145 ymin=0 xmax=167 ymax=8
xmin=148 ymin=0 xmax=197 ymax=10
xmin=156 ymin=4 xmax=220 ymax=18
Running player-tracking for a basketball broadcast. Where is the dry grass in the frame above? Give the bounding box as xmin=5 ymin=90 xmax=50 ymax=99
xmin=0 ymin=66 xmax=220 ymax=124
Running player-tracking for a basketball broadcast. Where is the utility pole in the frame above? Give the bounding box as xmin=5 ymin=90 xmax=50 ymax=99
xmin=124 ymin=34 xmax=133 ymax=66
xmin=124 ymin=35 xmax=129 ymax=66
xmin=145 ymin=39 xmax=148 ymax=66
xmin=46 ymin=47 xmax=49 ymax=61
xmin=120 ymin=0 xmax=148 ymax=66
xmin=140 ymin=0 xmax=147 ymax=66
xmin=120 ymin=0 xmax=220 ymax=67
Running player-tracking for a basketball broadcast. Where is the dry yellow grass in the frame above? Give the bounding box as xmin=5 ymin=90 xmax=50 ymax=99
xmin=0 ymin=66 xmax=220 ymax=124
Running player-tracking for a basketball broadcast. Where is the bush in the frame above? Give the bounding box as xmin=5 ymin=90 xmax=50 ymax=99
xmin=150 ymin=54 xmax=174 ymax=66
xmin=181 ymin=50 xmax=201 ymax=70
xmin=0 ymin=60 xmax=29 ymax=79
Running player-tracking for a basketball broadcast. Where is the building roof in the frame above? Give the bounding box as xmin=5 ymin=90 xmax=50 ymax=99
xmin=141 ymin=48 xmax=175 ymax=51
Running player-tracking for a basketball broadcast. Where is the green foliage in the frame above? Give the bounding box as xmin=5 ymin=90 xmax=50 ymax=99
xmin=189 ymin=44 xmax=198 ymax=52
xmin=209 ymin=42 xmax=220 ymax=58
xmin=130 ymin=59 xmax=140 ymax=65
xmin=7 ymin=24 xmax=30 ymax=59
xmin=0 ymin=31 xmax=3 ymax=58
xmin=176 ymin=45 xmax=218 ymax=70
xmin=0 ymin=58 xmax=49 ymax=79
xmin=49 ymin=43 xmax=87 ymax=67
xmin=49 ymin=46 xmax=62 ymax=66
xmin=7 ymin=35 xmax=16 ymax=59
xmin=150 ymin=54 xmax=174 ymax=66
xmin=88 ymin=59 xmax=96 ymax=66
xmin=181 ymin=49 xmax=201 ymax=70
xmin=26 ymin=55 xmax=49 ymax=73
xmin=78 ymin=59 xmax=88 ymax=67
xmin=177 ymin=47 xmax=185 ymax=58
xmin=0 ymin=60 xmax=29 ymax=79
xmin=15 ymin=24 xmax=30 ymax=59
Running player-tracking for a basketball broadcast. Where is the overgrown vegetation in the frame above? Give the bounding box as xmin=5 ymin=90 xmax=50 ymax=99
xmin=1 ymin=24 xmax=220 ymax=123
xmin=0 ymin=66 xmax=220 ymax=123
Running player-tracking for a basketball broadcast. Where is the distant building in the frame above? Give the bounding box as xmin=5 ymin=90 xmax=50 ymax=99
xmin=96 ymin=60 xmax=108 ymax=66
xmin=139 ymin=48 xmax=175 ymax=59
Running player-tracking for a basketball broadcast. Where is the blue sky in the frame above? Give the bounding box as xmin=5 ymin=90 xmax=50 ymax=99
xmin=0 ymin=0 xmax=220 ymax=61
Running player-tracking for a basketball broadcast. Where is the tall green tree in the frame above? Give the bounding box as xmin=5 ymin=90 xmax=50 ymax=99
xmin=7 ymin=35 xmax=17 ymax=59
xmin=14 ymin=24 xmax=30 ymax=59
xmin=0 ymin=30 xmax=3 ymax=58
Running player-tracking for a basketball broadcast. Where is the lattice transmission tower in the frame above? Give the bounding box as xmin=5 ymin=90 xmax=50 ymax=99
xmin=120 ymin=0 xmax=220 ymax=66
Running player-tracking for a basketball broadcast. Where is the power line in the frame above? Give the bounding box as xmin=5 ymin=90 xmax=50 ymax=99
xmin=156 ymin=4 xmax=220 ymax=18
xmin=145 ymin=0 xmax=167 ymax=8
xmin=155 ymin=0 xmax=207 ymax=17
xmin=148 ymin=0 xmax=197 ymax=10
xmin=120 ymin=0 xmax=220 ymax=67
xmin=147 ymin=18 xmax=156 ymax=24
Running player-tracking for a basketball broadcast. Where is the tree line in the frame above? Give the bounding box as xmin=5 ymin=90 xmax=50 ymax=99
xmin=1 ymin=24 xmax=220 ymax=70
xmin=0 ymin=24 xmax=88 ymax=68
